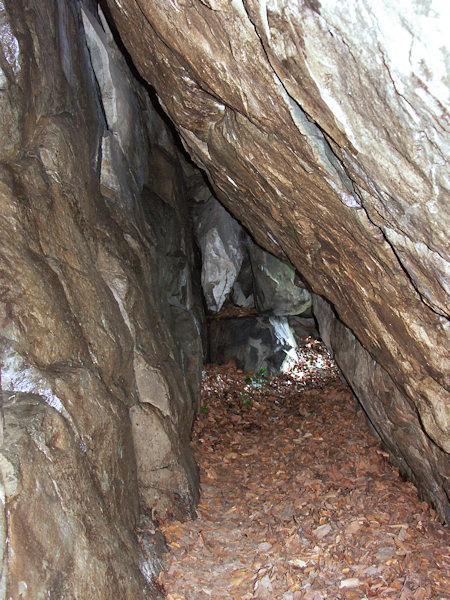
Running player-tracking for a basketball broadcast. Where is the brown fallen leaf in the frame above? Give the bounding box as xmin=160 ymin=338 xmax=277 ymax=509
xmin=253 ymin=573 xmax=273 ymax=599
xmin=313 ymin=523 xmax=332 ymax=538
xmin=345 ymin=520 xmax=362 ymax=535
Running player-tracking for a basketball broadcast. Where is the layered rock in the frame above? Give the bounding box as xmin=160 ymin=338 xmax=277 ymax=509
xmin=0 ymin=0 xmax=204 ymax=595
xmin=105 ymin=0 xmax=449 ymax=520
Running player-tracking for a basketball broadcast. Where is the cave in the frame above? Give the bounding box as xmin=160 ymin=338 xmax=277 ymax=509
xmin=0 ymin=1 xmax=448 ymax=598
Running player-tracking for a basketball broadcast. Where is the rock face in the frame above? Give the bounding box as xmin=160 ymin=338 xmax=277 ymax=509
xmin=193 ymin=196 xmax=244 ymax=312
xmin=248 ymin=239 xmax=312 ymax=316
xmin=193 ymin=193 xmax=312 ymax=317
xmin=105 ymin=0 xmax=449 ymax=520
xmin=0 ymin=392 xmax=150 ymax=600
xmin=0 ymin=0 xmax=203 ymax=596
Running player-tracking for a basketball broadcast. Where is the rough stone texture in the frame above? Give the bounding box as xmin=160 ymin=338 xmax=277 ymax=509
xmin=314 ymin=295 xmax=450 ymax=524
xmin=0 ymin=392 xmax=158 ymax=600
xmin=106 ymin=0 xmax=450 ymax=520
xmin=231 ymin=246 xmax=255 ymax=308
xmin=249 ymin=238 xmax=312 ymax=316
xmin=193 ymin=196 xmax=244 ymax=312
xmin=193 ymin=195 xmax=311 ymax=315
xmin=208 ymin=315 xmax=296 ymax=376
xmin=0 ymin=0 xmax=203 ymax=595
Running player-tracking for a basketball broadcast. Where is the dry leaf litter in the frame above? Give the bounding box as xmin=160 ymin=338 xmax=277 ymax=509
xmin=150 ymin=339 xmax=449 ymax=599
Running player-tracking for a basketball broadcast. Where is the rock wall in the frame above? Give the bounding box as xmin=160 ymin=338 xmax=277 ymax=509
xmin=105 ymin=0 xmax=449 ymax=520
xmin=0 ymin=0 xmax=204 ymax=596
xmin=314 ymin=296 xmax=450 ymax=523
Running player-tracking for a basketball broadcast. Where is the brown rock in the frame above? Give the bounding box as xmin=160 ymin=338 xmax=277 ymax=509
xmin=0 ymin=392 xmax=156 ymax=599
xmin=105 ymin=0 xmax=450 ymax=520
xmin=0 ymin=0 xmax=204 ymax=594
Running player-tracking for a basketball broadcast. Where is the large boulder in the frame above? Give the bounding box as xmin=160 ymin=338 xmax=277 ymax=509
xmin=105 ymin=0 xmax=450 ymax=521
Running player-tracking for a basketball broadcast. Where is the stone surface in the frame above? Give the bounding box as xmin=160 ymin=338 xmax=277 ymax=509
xmin=288 ymin=316 xmax=319 ymax=342
xmin=231 ymin=244 xmax=255 ymax=308
xmin=249 ymin=238 xmax=312 ymax=316
xmin=106 ymin=0 xmax=450 ymax=520
xmin=0 ymin=392 xmax=158 ymax=599
xmin=193 ymin=196 xmax=245 ymax=312
xmin=208 ymin=315 xmax=296 ymax=376
xmin=314 ymin=295 xmax=450 ymax=524
xmin=0 ymin=0 xmax=203 ymax=595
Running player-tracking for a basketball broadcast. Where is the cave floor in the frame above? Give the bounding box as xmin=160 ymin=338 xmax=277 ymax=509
xmin=158 ymin=341 xmax=449 ymax=600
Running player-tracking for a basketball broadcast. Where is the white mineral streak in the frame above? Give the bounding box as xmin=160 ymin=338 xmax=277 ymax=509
xmin=259 ymin=0 xmax=271 ymax=41
xmin=267 ymin=231 xmax=280 ymax=245
xmin=268 ymin=316 xmax=298 ymax=371
xmin=1 ymin=348 xmax=75 ymax=428
xmin=0 ymin=1 xmax=20 ymax=74
xmin=231 ymin=0 xmax=247 ymax=19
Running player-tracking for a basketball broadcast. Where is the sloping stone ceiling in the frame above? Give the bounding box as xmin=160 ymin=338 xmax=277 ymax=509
xmin=105 ymin=0 xmax=449 ymax=519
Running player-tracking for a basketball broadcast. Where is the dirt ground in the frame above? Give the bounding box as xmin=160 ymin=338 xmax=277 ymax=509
xmin=155 ymin=340 xmax=449 ymax=599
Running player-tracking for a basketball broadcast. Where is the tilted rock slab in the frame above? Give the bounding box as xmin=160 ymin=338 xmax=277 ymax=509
xmin=105 ymin=0 xmax=449 ymax=519
xmin=193 ymin=195 xmax=245 ymax=312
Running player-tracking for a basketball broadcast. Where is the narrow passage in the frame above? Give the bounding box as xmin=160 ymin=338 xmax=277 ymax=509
xmin=158 ymin=341 xmax=449 ymax=599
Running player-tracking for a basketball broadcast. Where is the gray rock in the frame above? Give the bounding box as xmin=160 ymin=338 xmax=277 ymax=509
xmin=231 ymin=242 xmax=255 ymax=308
xmin=249 ymin=239 xmax=312 ymax=316
xmin=82 ymin=6 xmax=149 ymax=190
xmin=208 ymin=315 xmax=297 ymax=376
xmin=193 ymin=196 xmax=245 ymax=312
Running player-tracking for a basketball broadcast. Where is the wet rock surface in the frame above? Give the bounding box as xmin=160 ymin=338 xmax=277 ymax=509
xmin=105 ymin=0 xmax=450 ymax=520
